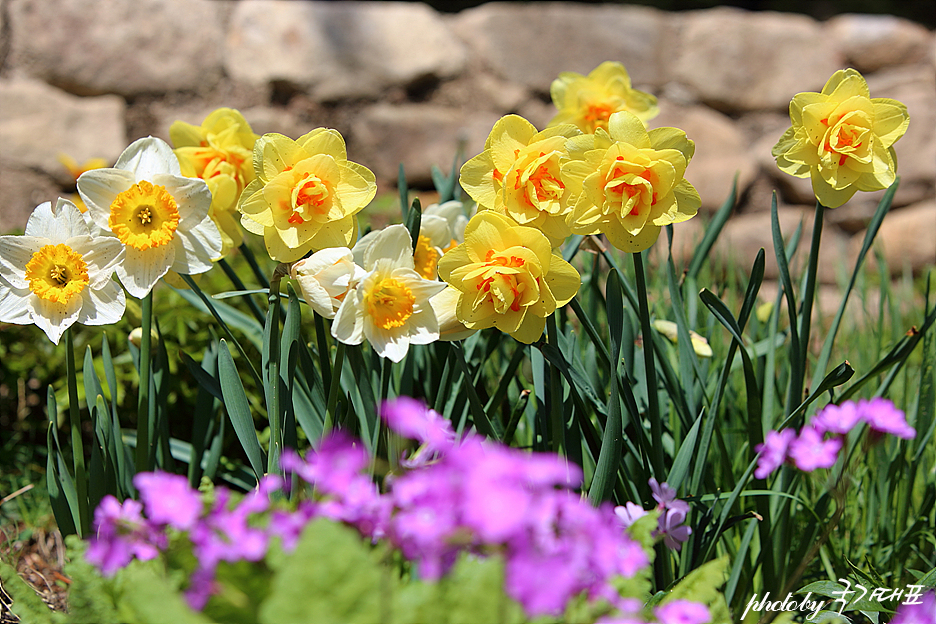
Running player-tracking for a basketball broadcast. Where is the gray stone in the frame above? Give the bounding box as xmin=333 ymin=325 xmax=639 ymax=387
xmin=671 ymin=7 xmax=844 ymax=112
xmin=451 ymin=3 xmax=672 ymax=92
xmin=0 ymin=78 xmax=126 ymax=180
xmin=225 ymin=1 xmax=468 ymax=101
xmin=652 ymin=102 xmax=758 ymax=212
xmin=351 ymin=103 xmax=501 ymax=188
xmin=7 ymin=0 xmax=226 ymax=96
xmin=828 ymin=14 xmax=932 ymax=73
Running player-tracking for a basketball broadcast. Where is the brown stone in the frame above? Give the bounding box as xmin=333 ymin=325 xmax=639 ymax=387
xmin=828 ymin=14 xmax=933 ymax=73
xmin=350 ymin=103 xmax=501 ymax=188
xmin=0 ymin=78 xmax=126 ymax=180
xmin=225 ymin=1 xmax=467 ymax=101
xmin=853 ymin=201 xmax=936 ymax=276
xmin=0 ymin=164 xmax=61 ymax=234
xmin=671 ymin=7 xmax=844 ymax=112
xmin=8 ymin=0 xmax=226 ymax=96
xmin=652 ymin=102 xmax=759 ymax=212
xmin=451 ymin=3 xmax=672 ymax=92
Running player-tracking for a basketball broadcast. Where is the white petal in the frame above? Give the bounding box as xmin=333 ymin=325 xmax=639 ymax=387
xmin=153 ymin=174 xmax=212 ymax=229
xmin=294 ymin=247 xmax=354 ymax=275
xmin=0 ymin=279 xmax=31 ymax=324
xmin=116 ymin=136 xmax=182 ymax=180
xmin=117 ymin=244 xmax=174 ymax=298
xmin=364 ymin=322 xmax=409 ymax=363
xmin=77 ymin=168 xmax=136 ymax=230
xmin=29 ymin=294 xmax=81 ymax=345
xmin=351 ymin=229 xmax=380 ymax=267
xmin=25 ymin=199 xmax=91 ymax=242
xmin=0 ymin=236 xmax=44 ymax=288
xmin=77 ymin=283 xmax=126 ymax=326
xmin=419 ymin=215 xmax=452 ymax=247
xmin=294 ymin=274 xmax=335 ymax=318
xmin=331 ymin=290 xmax=364 ymax=345
xmin=68 ymin=236 xmax=124 ymax=289
xmin=363 ymin=225 xmax=414 ymax=271
xmin=171 ymin=220 xmax=222 ymax=274
xmin=405 ymin=307 xmax=440 ymax=346
xmin=397 ymin=270 xmax=447 ymax=301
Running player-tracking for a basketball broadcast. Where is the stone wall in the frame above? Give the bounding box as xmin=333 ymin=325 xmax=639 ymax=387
xmin=1 ymin=0 xmax=933 ymax=280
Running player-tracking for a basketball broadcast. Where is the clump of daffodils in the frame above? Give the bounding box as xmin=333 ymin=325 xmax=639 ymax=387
xmin=548 ymin=61 xmax=659 ymax=133
xmin=77 ymin=137 xmax=223 ymax=298
xmin=460 ymin=115 xmax=581 ymax=248
xmin=772 ymin=68 xmax=909 ymax=208
xmin=437 ymin=211 xmax=580 ymax=344
xmin=170 ymin=108 xmax=259 ymax=258
xmin=563 ymin=111 xmax=701 ymax=253
xmin=238 ymin=129 xmax=377 ymax=262
xmin=0 ymin=199 xmax=125 ymax=344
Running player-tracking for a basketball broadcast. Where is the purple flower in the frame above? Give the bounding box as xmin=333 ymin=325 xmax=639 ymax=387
xmin=787 ymin=426 xmax=842 ymax=471
xmin=134 ymin=471 xmax=203 ymax=531
xmin=381 ymin=396 xmax=456 ymax=452
xmin=754 ymin=429 xmax=796 ymax=479
xmin=614 ymin=502 xmax=648 ymax=529
xmin=655 ymin=599 xmax=711 ymax=624
xmin=649 ymin=478 xmax=678 ymax=507
xmin=860 ymin=397 xmax=916 ymax=439
xmin=812 ymin=401 xmax=862 ymax=435
xmin=656 ymin=505 xmax=692 ymax=551
xmin=891 ymin=591 xmax=935 ymax=624
xmin=85 ymin=496 xmax=166 ymax=576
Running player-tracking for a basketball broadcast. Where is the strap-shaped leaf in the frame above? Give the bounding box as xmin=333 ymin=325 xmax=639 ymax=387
xmin=218 ymin=339 xmax=266 ymax=481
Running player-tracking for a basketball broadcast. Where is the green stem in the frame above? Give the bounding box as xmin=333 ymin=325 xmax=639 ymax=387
xmin=545 ymin=314 xmax=564 ymax=455
xmin=633 ymin=252 xmax=664 ymax=478
xmin=266 ymin=268 xmax=285 ymax=475
xmin=65 ymin=329 xmax=89 ymax=536
xmin=314 ymin=313 xmax=333 ymax=391
xmin=239 ymin=242 xmax=270 ymax=289
xmin=136 ymin=291 xmax=153 ymax=473
xmin=792 ymin=201 xmax=824 ymax=407
xmin=324 ymin=341 xmax=346 ymax=434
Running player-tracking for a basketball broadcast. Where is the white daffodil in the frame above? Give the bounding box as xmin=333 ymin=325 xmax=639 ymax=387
xmin=0 ymin=199 xmax=125 ymax=344
xmin=290 ymin=247 xmax=365 ymax=319
xmin=77 ymin=137 xmax=222 ymax=298
xmin=333 ymin=225 xmax=447 ymax=362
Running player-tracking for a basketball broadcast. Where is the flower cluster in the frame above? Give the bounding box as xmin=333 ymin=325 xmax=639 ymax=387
xmin=614 ymin=478 xmax=693 ymax=552
xmin=755 ymin=398 xmax=915 ymax=479
xmin=84 ymin=397 xmax=700 ymax=620
xmin=772 ymin=68 xmax=909 ymax=208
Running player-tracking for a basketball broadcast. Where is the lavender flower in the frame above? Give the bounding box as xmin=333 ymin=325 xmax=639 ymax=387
xmin=655 ymin=599 xmax=711 ymax=624
xmin=891 ymin=591 xmax=935 ymax=624
xmin=811 ymin=401 xmax=862 ymax=435
xmin=787 ymin=426 xmax=842 ymax=471
xmin=134 ymin=471 xmax=203 ymax=531
xmin=754 ymin=429 xmax=796 ymax=479
xmin=614 ymin=502 xmax=648 ymax=529
xmin=381 ymin=396 xmax=456 ymax=452
xmin=85 ymin=496 xmax=166 ymax=576
xmin=859 ymin=397 xmax=916 ymax=439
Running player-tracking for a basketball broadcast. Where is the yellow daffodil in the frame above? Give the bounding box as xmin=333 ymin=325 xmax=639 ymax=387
xmin=652 ymin=320 xmax=713 ymax=358
xmin=772 ymin=68 xmax=909 ymax=208
xmin=332 ymin=225 xmax=447 ymax=362
xmin=171 ymin=108 xmax=259 ymax=257
xmin=238 ymin=130 xmax=376 ymax=263
xmin=460 ymin=115 xmax=581 ymax=248
xmin=548 ymin=61 xmax=659 ymax=133
xmin=437 ymin=211 xmax=580 ymax=344
xmin=290 ymin=247 xmax=365 ymax=319
xmin=77 ymin=137 xmax=223 ymax=299
xmin=429 ymin=285 xmax=477 ymax=342
xmin=562 ymin=111 xmax=700 ymax=253
xmin=0 ymin=199 xmax=125 ymax=344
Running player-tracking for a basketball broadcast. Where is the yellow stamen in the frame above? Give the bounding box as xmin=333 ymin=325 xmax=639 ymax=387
xmin=413 ymin=235 xmax=440 ymax=280
xmin=366 ymin=277 xmax=415 ymax=330
xmin=109 ymin=180 xmax=180 ymax=250
xmin=25 ymin=244 xmax=89 ymax=305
